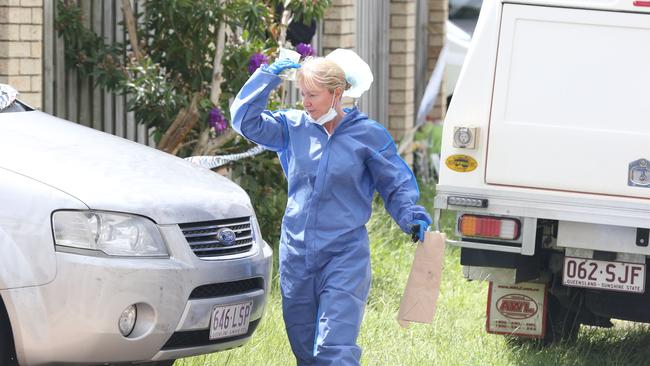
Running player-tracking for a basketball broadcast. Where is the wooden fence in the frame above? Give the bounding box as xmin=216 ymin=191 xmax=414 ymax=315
xmin=356 ymin=0 xmax=390 ymax=125
xmin=41 ymin=1 xmax=429 ymax=148
xmin=42 ymin=0 xmax=153 ymax=146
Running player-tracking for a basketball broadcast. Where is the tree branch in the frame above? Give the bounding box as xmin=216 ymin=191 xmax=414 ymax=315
xmin=157 ymin=94 xmax=201 ymax=154
xmin=121 ymin=0 xmax=142 ymax=60
xmin=278 ymin=8 xmax=292 ymax=48
xmin=210 ymin=7 xmax=227 ymax=105
xmin=192 ymin=128 xmax=236 ymax=156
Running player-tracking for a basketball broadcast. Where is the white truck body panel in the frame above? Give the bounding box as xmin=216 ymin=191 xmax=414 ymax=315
xmin=438 ymin=0 xmax=650 ymax=239
xmin=558 ymin=221 xmax=648 ymax=255
xmin=487 ymin=4 xmax=650 ymax=199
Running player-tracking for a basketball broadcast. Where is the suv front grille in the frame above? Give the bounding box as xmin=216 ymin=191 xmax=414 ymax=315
xmin=180 ymin=216 xmax=254 ymax=258
xmin=189 ymin=278 xmax=264 ymax=300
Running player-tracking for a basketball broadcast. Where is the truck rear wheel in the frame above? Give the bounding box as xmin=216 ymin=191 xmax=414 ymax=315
xmin=0 ymin=330 xmax=10 ymax=366
xmin=0 ymin=299 xmax=17 ymax=366
xmin=543 ymin=294 xmax=580 ymax=345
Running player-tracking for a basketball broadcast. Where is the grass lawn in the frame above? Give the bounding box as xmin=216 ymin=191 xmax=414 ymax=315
xmin=176 ymin=183 xmax=650 ymax=366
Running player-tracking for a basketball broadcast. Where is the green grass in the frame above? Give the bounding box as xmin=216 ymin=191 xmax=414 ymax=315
xmin=176 ymin=184 xmax=650 ymax=366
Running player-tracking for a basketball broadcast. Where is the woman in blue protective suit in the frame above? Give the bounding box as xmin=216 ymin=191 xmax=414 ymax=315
xmin=230 ymin=49 xmax=432 ymax=366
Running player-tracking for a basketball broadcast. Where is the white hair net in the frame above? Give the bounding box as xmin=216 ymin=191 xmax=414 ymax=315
xmin=325 ymin=49 xmax=373 ymax=98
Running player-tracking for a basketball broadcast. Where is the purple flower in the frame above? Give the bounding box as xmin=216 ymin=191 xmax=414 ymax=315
xmin=296 ymin=43 xmax=315 ymax=59
xmin=248 ymin=52 xmax=268 ymax=74
xmin=209 ymin=107 xmax=228 ymax=133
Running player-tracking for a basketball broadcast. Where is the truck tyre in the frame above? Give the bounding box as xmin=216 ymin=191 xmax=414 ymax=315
xmin=0 ymin=330 xmax=9 ymax=366
xmin=543 ymin=294 xmax=580 ymax=345
xmin=0 ymin=301 xmax=17 ymax=366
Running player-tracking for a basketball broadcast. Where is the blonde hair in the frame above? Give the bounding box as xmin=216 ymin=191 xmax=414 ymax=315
xmin=296 ymin=57 xmax=351 ymax=94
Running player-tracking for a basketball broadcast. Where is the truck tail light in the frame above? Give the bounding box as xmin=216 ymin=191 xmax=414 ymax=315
xmin=458 ymin=214 xmax=521 ymax=240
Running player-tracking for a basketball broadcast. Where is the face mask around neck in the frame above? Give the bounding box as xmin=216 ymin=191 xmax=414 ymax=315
xmin=309 ymin=94 xmax=338 ymax=126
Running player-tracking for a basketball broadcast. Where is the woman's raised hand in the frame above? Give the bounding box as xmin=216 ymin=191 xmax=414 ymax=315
xmin=265 ymin=59 xmax=301 ymax=75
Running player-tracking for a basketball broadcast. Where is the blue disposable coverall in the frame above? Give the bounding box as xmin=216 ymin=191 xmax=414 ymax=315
xmin=231 ymin=69 xmax=431 ymax=365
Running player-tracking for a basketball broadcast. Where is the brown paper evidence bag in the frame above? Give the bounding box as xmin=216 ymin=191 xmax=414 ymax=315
xmin=397 ymin=231 xmax=446 ymax=328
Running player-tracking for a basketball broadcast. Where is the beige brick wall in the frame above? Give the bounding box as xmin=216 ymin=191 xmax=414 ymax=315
xmin=428 ymin=0 xmax=447 ymax=121
xmin=0 ymin=0 xmax=42 ymax=108
xmin=320 ymin=0 xmax=446 ymax=145
xmin=322 ymin=0 xmax=356 ymax=55
xmin=322 ymin=0 xmax=356 ymax=107
xmin=388 ymin=0 xmax=416 ymax=140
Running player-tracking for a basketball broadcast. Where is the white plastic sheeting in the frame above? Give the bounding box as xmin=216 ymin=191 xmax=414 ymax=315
xmin=0 ymin=84 xmax=19 ymax=111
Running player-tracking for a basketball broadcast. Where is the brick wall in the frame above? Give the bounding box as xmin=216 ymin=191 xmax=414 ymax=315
xmin=321 ymin=0 xmax=356 ymax=107
xmin=388 ymin=0 xmax=416 ymax=140
xmin=428 ymin=0 xmax=447 ymax=121
xmin=321 ymin=0 xmax=356 ymax=55
xmin=0 ymin=0 xmax=42 ymax=108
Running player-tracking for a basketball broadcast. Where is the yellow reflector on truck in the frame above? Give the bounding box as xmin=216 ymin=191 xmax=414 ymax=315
xmin=458 ymin=214 xmax=520 ymax=240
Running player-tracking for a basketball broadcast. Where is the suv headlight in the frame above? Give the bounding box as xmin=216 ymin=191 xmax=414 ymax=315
xmin=250 ymin=215 xmax=260 ymax=244
xmin=52 ymin=210 xmax=168 ymax=257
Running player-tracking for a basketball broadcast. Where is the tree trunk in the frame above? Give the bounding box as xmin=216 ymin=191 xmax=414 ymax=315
xmin=278 ymin=8 xmax=292 ymax=48
xmin=192 ymin=0 xmax=232 ymax=156
xmin=157 ymin=94 xmax=200 ymax=154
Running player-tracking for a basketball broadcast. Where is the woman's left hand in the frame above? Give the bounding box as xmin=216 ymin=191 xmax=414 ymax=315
xmin=409 ymin=219 xmax=430 ymax=243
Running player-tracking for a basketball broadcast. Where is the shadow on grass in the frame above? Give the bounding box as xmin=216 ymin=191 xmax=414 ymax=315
xmin=505 ymin=324 xmax=650 ymax=366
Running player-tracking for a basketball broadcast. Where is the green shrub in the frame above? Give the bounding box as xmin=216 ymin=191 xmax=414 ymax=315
xmin=56 ymin=1 xmax=331 ymax=245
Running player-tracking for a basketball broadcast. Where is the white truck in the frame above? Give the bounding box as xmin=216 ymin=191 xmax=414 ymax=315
xmin=434 ymin=0 xmax=650 ymax=343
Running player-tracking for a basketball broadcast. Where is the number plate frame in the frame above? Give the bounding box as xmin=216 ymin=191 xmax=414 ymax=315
xmin=562 ymin=257 xmax=645 ymax=294
xmin=209 ymin=301 xmax=253 ymax=340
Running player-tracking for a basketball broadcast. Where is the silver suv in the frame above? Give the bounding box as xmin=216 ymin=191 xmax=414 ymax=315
xmin=0 ymin=86 xmax=272 ymax=365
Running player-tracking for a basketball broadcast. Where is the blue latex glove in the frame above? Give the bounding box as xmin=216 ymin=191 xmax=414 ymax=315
xmin=409 ymin=219 xmax=430 ymax=243
xmin=264 ymin=59 xmax=301 ymax=75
